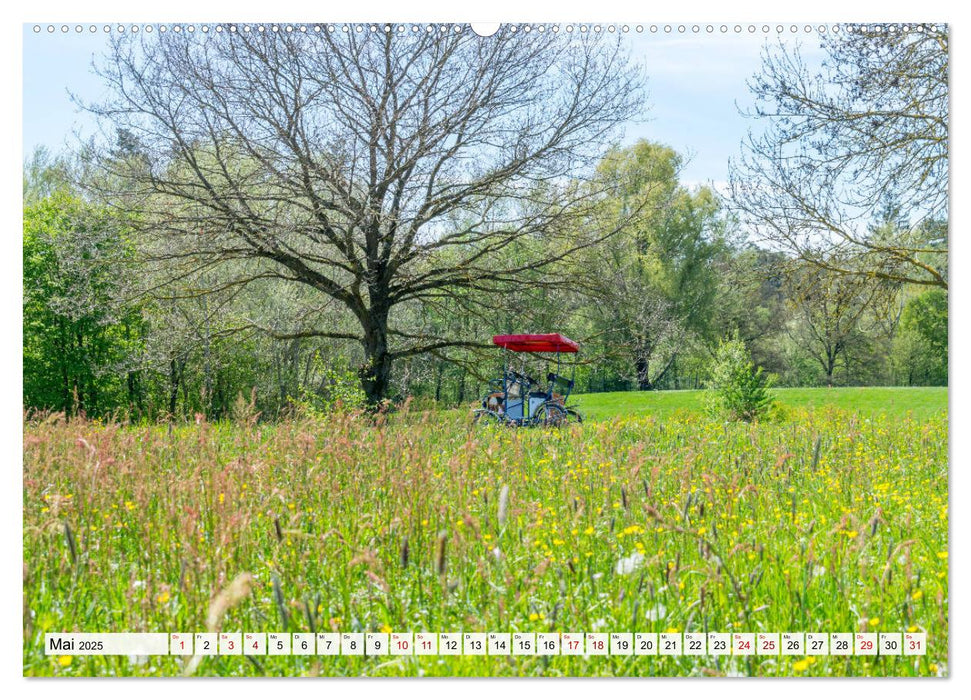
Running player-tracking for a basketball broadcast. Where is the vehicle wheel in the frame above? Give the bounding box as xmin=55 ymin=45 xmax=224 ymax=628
xmin=473 ymin=409 xmax=504 ymax=426
xmin=534 ymin=403 xmax=572 ymax=427
xmin=565 ymin=408 xmax=584 ymax=424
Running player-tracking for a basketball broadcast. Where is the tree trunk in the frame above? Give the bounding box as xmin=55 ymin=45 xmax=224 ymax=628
xmin=824 ymin=351 xmax=837 ymax=387
xmin=360 ymin=308 xmax=392 ymax=406
xmin=635 ymin=356 xmax=653 ymax=391
xmin=168 ymin=356 xmax=186 ymax=417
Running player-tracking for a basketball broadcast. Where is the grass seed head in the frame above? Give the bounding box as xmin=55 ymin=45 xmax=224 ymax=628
xmin=206 ymin=572 xmax=254 ymax=632
xmin=436 ymin=531 xmax=447 ymax=576
xmin=497 ymin=485 xmax=509 ymax=528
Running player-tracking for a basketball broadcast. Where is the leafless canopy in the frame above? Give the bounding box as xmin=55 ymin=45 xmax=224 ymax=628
xmin=85 ymin=25 xmax=644 ymax=401
xmin=730 ymin=24 xmax=948 ymax=289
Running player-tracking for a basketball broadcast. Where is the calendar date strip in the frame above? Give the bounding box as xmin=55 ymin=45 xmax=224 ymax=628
xmin=46 ymin=631 xmax=926 ymax=657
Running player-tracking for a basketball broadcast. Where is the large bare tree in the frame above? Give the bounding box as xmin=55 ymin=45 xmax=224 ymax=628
xmin=730 ymin=24 xmax=948 ymax=289
xmin=85 ymin=25 xmax=644 ymax=403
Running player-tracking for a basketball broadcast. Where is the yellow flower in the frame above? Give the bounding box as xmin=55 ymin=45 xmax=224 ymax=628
xmin=584 ymin=526 xmax=594 ymax=535
xmin=869 ymin=617 xmax=880 ymax=627
xmin=697 ymin=527 xmax=707 ymax=536
xmin=937 ymin=551 xmax=948 ymax=559
xmin=380 ymin=624 xmax=392 ymax=634
xmin=929 ymin=663 xmax=938 ymax=674
xmin=844 ymin=530 xmax=859 ymax=539
xmin=58 ymin=655 xmax=72 ymax=667
xmin=529 ymin=613 xmax=540 ymax=621
xmin=157 ymin=591 xmax=171 ymax=604
xmin=793 ymin=659 xmax=810 ymax=673
xmin=664 ymin=627 xmax=679 ymax=634
xmin=218 ymin=493 xmax=225 ymax=504
xmin=125 ymin=501 xmax=135 ymax=511
xmin=907 ymin=625 xmax=919 ymax=633
xmin=912 ymin=590 xmax=923 ymax=601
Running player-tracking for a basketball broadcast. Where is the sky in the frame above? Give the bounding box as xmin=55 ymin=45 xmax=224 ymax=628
xmin=21 ymin=23 xmax=826 ymax=191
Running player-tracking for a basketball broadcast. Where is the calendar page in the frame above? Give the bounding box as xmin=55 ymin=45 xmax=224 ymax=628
xmin=20 ymin=12 xmax=949 ymax=681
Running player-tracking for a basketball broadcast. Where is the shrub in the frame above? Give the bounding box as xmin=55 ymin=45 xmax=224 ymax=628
xmin=289 ymin=354 xmax=368 ymax=417
xmin=705 ymin=334 xmax=775 ymax=422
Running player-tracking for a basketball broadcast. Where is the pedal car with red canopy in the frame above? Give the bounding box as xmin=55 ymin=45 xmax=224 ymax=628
xmin=473 ymin=333 xmax=583 ymax=426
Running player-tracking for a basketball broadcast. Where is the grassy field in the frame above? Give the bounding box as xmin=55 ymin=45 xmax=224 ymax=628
xmin=23 ymin=387 xmax=948 ymax=677
xmin=574 ymin=387 xmax=948 ymax=422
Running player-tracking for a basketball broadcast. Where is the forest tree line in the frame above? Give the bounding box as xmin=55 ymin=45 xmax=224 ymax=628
xmin=23 ymin=25 xmax=947 ymax=419
xmin=23 ymin=140 xmax=946 ymax=420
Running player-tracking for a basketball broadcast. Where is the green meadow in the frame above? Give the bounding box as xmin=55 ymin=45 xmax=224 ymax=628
xmin=23 ymin=387 xmax=948 ymax=677
xmin=576 ymin=387 xmax=948 ymax=422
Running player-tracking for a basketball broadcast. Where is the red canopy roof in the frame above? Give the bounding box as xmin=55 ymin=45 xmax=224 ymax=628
xmin=492 ymin=333 xmax=579 ymax=353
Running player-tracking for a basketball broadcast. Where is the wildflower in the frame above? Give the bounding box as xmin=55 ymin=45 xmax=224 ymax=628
xmin=157 ymin=591 xmax=171 ymax=604
xmin=912 ymin=590 xmax=923 ymax=601
xmin=584 ymin=526 xmax=595 ymax=535
xmin=869 ymin=617 xmax=880 ymax=627
xmin=646 ymin=603 xmax=667 ymax=621
xmin=615 ymin=552 xmax=644 ymax=575
xmin=380 ymin=624 xmax=392 ymax=634
xmin=218 ymin=493 xmax=225 ymax=505
xmin=844 ymin=530 xmax=859 ymax=539
xmin=793 ymin=658 xmax=810 ymax=673
xmin=58 ymin=655 xmax=72 ymax=667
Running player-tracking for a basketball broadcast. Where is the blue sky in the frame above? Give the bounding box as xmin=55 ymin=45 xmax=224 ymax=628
xmin=22 ymin=24 xmax=825 ymax=190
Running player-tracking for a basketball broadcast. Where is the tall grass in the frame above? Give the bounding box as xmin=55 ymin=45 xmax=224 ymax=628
xmin=23 ymin=405 xmax=948 ymax=677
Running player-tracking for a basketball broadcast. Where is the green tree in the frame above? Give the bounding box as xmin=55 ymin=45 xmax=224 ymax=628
xmin=892 ymin=289 xmax=947 ymax=385
xmin=705 ymin=333 xmax=774 ymax=422
xmin=577 ymin=141 xmax=722 ymax=390
xmin=23 ymin=184 xmax=142 ymax=415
